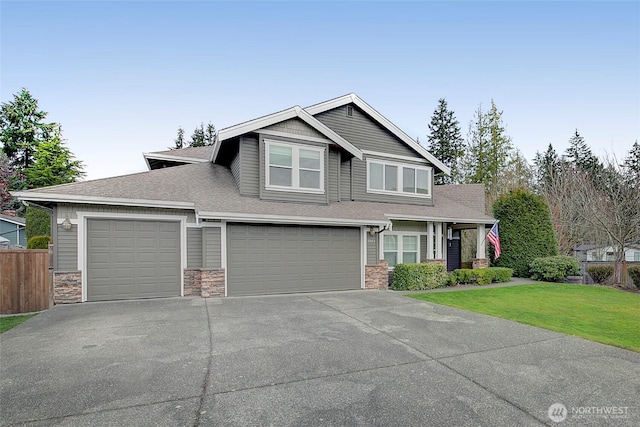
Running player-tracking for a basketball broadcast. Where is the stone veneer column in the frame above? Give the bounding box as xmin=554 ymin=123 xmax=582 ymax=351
xmin=200 ymin=269 xmax=225 ymax=297
xmin=365 ymin=260 xmax=389 ymax=290
xmin=472 ymin=258 xmax=489 ymax=269
xmin=53 ymin=271 xmax=82 ymax=304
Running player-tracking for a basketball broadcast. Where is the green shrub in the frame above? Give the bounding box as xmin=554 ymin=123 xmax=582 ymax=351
xmin=27 ymin=235 xmax=50 ymax=249
xmin=392 ymin=263 xmax=448 ymax=290
xmin=529 ymin=256 xmax=581 ymax=282
xmin=25 ymin=207 xmax=51 ymax=239
xmin=492 ymin=190 xmax=558 ymax=277
xmin=587 ymin=265 xmax=614 ymax=284
xmin=628 ymin=265 xmax=640 ymax=287
xmin=451 ymin=267 xmax=513 ymax=285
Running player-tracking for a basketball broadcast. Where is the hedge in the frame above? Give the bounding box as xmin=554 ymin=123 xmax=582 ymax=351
xmin=451 ymin=267 xmax=513 ymax=285
xmin=587 ymin=265 xmax=614 ymax=284
xmin=492 ymin=190 xmax=557 ymax=277
xmin=25 ymin=207 xmax=51 ymax=240
xmin=628 ymin=265 xmax=640 ymax=287
xmin=392 ymin=263 xmax=449 ymax=290
xmin=27 ymin=235 xmax=51 ymax=249
xmin=529 ymin=256 xmax=581 ymax=282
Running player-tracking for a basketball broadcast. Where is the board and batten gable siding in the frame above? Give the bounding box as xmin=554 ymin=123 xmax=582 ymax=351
xmin=258 ymin=134 xmax=329 ymax=204
xmin=56 ymin=224 xmax=78 ymax=270
xmin=313 ymin=104 xmax=419 ymax=158
xmin=186 ymin=227 xmax=203 ymax=269
xmin=262 ymin=118 xmax=326 ymax=139
xmin=202 ymin=227 xmax=222 ymax=269
xmin=238 ymin=135 xmax=260 ymax=196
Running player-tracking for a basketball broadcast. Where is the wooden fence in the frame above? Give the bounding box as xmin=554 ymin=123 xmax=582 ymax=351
xmin=1 ymin=248 xmax=53 ymax=314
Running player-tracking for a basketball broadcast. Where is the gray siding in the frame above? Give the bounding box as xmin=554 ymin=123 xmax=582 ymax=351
xmin=186 ymin=227 xmax=203 ymax=269
xmin=57 ymin=204 xmax=196 ymax=223
xmin=314 ymin=105 xmax=419 ymax=157
xmin=57 ymin=224 xmax=78 ymax=270
xmin=262 ymin=118 xmax=326 ymax=139
xmin=392 ymin=221 xmax=428 ymax=232
xmin=366 ymin=232 xmax=378 ymax=265
xmin=0 ymin=220 xmax=26 ymax=246
xmin=421 ymin=235 xmax=428 ymax=262
xmin=340 ymin=158 xmax=352 ymax=200
xmin=239 ymin=136 xmax=260 ymax=196
xmin=350 ymin=158 xmax=433 ymax=206
xmin=230 ymin=150 xmax=241 ymax=190
xmin=258 ymin=135 xmax=329 ymax=204
xmin=202 ymin=227 xmax=221 ymax=269
xmin=328 ymin=148 xmax=340 ymax=202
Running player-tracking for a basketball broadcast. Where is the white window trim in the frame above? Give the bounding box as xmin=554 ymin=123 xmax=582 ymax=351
xmin=265 ymin=139 xmax=325 ymax=194
xmin=380 ymin=232 xmax=423 ymax=269
xmin=366 ymin=159 xmax=432 ymax=198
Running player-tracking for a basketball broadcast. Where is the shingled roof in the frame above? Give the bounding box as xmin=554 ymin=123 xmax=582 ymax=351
xmin=14 ymin=162 xmax=492 ymax=226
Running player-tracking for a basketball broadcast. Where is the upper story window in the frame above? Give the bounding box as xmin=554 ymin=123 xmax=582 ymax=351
xmin=265 ymin=140 xmax=324 ymax=193
xmin=367 ymin=159 xmax=431 ymax=197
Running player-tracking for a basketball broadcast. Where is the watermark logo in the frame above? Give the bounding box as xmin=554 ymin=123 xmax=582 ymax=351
xmin=548 ymin=403 xmax=630 ymax=423
xmin=548 ymin=403 xmax=567 ymax=423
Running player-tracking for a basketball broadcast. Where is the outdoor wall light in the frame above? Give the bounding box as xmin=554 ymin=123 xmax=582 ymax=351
xmin=62 ymin=217 xmax=72 ymax=230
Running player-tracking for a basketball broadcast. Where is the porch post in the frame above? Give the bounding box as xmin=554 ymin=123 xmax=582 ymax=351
xmin=435 ymin=222 xmax=443 ymax=259
xmin=476 ymin=223 xmax=486 ymax=259
xmin=427 ymin=222 xmax=434 ymax=260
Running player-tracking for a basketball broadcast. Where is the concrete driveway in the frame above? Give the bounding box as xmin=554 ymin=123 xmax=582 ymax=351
xmin=1 ymin=291 xmax=638 ymax=426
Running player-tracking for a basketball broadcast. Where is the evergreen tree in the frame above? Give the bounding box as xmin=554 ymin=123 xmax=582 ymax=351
xmin=204 ymin=123 xmax=216 ymax=146
xmin=623 ymin=140 xmax=640 ymax=177
xmin=172 ymin=127 xmax=185 ymax=150
xmin=24 ymin=127 xmax=84 ymax=188
xmin=533 ymin=143 xmax=560 ymax=191
xmin=492 ymin=189 xmax=558 ymax=276
xmin=426 ymin=98 xmax=464 ymax=184
xmin=188 ymin=122 xmax=216 ymax=147
xmin=0 ymin=88 xmax=56 ymax=170
xmin=564 ymin=130 xmax=600 ymax=173
xmin=461 ymin=100 xmax=514 ymax=199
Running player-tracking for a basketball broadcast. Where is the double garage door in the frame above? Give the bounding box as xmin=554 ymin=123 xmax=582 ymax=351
xmin=86 ymin=219 xmax=181 ymax=301
xmin=227 ymin=224 xmax=361 ymax=296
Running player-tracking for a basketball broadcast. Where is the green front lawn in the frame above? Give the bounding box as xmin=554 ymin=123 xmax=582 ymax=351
xmin=410 ymin=284 xmax=640 ymax=352
xmin=0 ymin=314 xmax=37 ymax=334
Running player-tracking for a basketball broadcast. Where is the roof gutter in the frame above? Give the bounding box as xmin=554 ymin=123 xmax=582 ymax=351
xmin=12 ymin=192 xmax=195 ymax=210
xmin=385 ymin=214 xmax=495 ymax=225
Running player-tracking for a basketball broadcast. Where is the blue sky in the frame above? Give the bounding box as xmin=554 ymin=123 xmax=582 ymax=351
xmin=1 ymin=1 xmax=638 ymax=180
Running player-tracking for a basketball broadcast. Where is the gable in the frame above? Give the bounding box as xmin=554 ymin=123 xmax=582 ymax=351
xmin=261 ymin=118 xmax=326 ymax=140
xmin=314 ymin=104 xmax=419 ymax=158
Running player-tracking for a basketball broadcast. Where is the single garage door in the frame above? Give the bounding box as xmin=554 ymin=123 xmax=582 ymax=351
xmin=86 ymin=219 xmax=181 ymax=301
xmin=227 ymin=223 xmax=361 ymax=296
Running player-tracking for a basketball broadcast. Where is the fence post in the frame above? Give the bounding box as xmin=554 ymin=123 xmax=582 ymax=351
xmin=48 ymin=243 xmax=54 ymax=308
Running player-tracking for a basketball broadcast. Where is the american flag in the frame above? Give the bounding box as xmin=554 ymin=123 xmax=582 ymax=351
xmin=487 ymin=222 xmax=501 ymax=259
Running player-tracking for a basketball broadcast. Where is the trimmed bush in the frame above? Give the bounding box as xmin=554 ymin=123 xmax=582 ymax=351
xmin=587 ymin=265 xmax=614 ymax=284
xmin=451 ymin=267 xmax=513 ymax=285
xmin=628 ymin=265 xmax=640 ymax=287
xmin=25 ymin=207 xmax=51 ymax=239
xmin=492 ymin=190 xmax=558 ymax=277
xmin=27 ymin=235 xmax=50 ymax=249
xmin=392 ymin=263 xmax=448 ymax=290
xmin=529 ymin=256 xmax=581 ymax=282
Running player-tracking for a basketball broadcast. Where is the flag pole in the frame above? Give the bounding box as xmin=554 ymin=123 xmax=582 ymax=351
xmin=480 ymin=219 xmax=499 ymax=246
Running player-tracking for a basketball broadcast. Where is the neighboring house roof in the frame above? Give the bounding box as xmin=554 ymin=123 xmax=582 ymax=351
xmin=211 ymin=105 xmax=363 ymax=162
xmin=13 ymin=162 xmax=492 ymax=227
xmin=305 ymin=94 xmax=451 ymax=175
xmin=143 ymin=146 xmax=214 ymax=169
xmin=0 ymin=214 xmax=26 ymax=226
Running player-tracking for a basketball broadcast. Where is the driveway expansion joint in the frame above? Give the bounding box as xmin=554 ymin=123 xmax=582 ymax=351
xmin=193 ymin=298 xmax=214 ymax=427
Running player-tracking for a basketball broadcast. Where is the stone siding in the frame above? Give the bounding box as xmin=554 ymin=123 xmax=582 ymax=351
xmin=365 ymin=260 xmax=389 ymax=290
xmin=423 ymin=259 xmax=446 ymax=266
xmin=53 ymin=271 xmax=82 ymax=304
xmin=184 ymin=268 xmax=225 ymax=297
xmin=472 ymin=258 xmax=489 ymax=269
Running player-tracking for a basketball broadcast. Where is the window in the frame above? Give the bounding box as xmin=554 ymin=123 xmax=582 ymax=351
xmin=634 ymin=252 xmax=640 ymax=262
xmin=383 ymin=234 xmax=419 ymax=267
xmin=367 ymin=160 xmax=431 ymax=197
xmin=265 ymin=140 xmax=324 ymax=192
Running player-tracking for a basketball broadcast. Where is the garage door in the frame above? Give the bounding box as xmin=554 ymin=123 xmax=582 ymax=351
xmin=227 ymin=223 xmax=361 ymax=296
xmin=86 ymin=219 xmax=181 ymax=301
